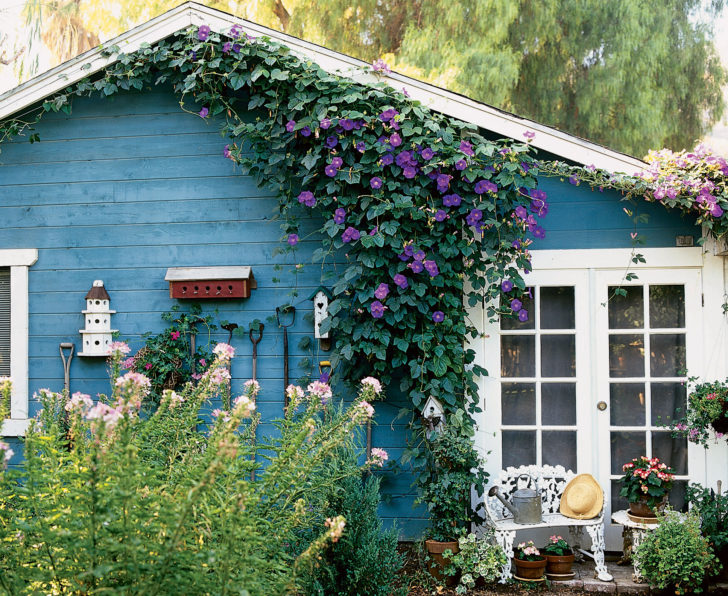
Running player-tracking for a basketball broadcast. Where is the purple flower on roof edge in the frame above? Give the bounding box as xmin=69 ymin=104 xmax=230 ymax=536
xmin=232 ymin=43 xmax=242 ymax=53
xmin=197 ymin=25 xmax=210 ymax=41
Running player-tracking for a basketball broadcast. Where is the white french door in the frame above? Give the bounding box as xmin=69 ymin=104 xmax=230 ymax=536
xmin=476 ymin=260 xmax=704 ymax=550
xmin=595 ymin=269 xmax=703 ymax=547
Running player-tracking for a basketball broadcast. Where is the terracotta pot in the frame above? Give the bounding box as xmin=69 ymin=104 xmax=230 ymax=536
xmin=425 ymin=539 xmax=460 ymax=585
xmin=513 ymin=556 xmax=547 ymax=580
xmin=629 ymin=495 xmax=668 ymax=518
xmin=545 ymin=552 xmax=575 ymax=574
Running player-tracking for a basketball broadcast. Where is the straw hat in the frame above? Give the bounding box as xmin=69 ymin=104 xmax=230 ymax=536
xmin=560 ymin=474 xmax=603 ymax=519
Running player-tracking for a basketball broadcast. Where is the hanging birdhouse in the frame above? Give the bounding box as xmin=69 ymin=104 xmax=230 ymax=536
xmin=421 ymin=395 xmax=445 ymax=432
xmin=79 ymin=280 xmax=117 ymax=357
xmin=307 ymin=286 xmax=333 ymax=350
xmin=165 ymin=266 xmax=256 ymax=299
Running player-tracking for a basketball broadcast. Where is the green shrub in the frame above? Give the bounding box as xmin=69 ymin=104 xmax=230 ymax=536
xmin=443 ymin=531 xmax=507 ymax=594
xmin=0 ymin=343 xmax=383 ymax=595
xmin=634 ymin=509 xmax=719 ymax=594
xmin=686 ymin=482 xmax=728 ymax=556
xmin=300 ymin=457 xmax=405 ymax=596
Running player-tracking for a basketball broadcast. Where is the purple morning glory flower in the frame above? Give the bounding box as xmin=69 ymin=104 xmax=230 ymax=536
xmin=223 ymin=145 xmax=232 ymax=159
xmin=518 ymin=309 xmax=529 ymax=322
xmin=340 ymin=118 xmax=354 ymax=131
xmin=403 ymin=166 xmax=417 ymax=179
xmin=424 ymin=260 xmax=439 ymax=277
xmin=198 ymin=107 xmax=209 ymax=118
xmin=510 ymin=298 xmax=522 ymax=312
xmin=286 ymin=120 xmax=296 ymax=132
xmin=435 ymin=210 xmax=447 ymax=222
xmin=404 ymin=245 xmax=414 ymax=257
xmin=320 ymin=118 xmax=331 ymax=129
xmin=459 ymin=140 xmax=474 ymax=156
xmin=512 ymin=239 xmax=521 ymax=249
xmin=230 ymin=24 xmax=242 ymax=38
xmin=370 ymin=177 xmax=383 ymax=190
xmin=297 ymin=191 xmax=316 ymax=207
xmin=474 ymin=180 xmax=498 ymax=194
xmin=287 ymin=234 xmax=299 ymax=246
xmin=390 ymin=133 xmax=402 ymax=148
xmin=374 ymin=283 xmax=390 ymax=300
xmin=381 ymin=153 xmax=394 ymax=166
xmin=531 ymin=199 xmax=548 ymax=217
xmin=436 ymin=174 xmax=452 ymax=192
xmin=410 ymin=260 xmax=424 ymax=273
xmin=397 ymin=253 xmax=409 ymax=262
xmin=432 ymin=311 xmax=445 ymax=323
xmin=334 ymin=208 xmax=346 ymax=224
xmin=301 ymin=126 xmax=312 ymax=137
xmin=530 ymin=188 xmax=547 ymax=201
xmin=711 ymin=203 xmax=724 ymax=217
xmin=326 ymin=136 xmax=338 ymax=148
xmin=342 ymin=227 xmax=360 ymax=243
xmin=442 ymin=194 xmax=462 ymax=207
xmin=369 ymin=227 xmax=378 ymax=235
xmin=331 ymin=156 xmax=343 ymax=169
xmin=356 ymin=141 xmax=366 ymax=152
xmin=380 ymin=108 xmax=398 ymax=122
xmin=455 ymin=159 xmax=467 ymax=171
xmin=325 ymin=164 xmax=338 ymax=177
xmin=414 ymin=250 xmax=425 ymax=261
xmin=395 ymin=151 xmax=413 ymax=167
xmin=421 ymin=147 xmax=434 ymax=160
xmin=533 ymin=226 xmax=546 ymax=239
xmin=370 ymin=300 xmax=385 ymax=318
xmin=569 ymin=176 xmax=579 ymax=185
xmin=501 ymin=280 xmax=513 ymax=292
xmin=465 ymin=209 xmax=483 ymax=226
xmin=222 ymin=42 xmax=232 ymax=54
xmin=515 ymin=206 xmax=528 ymax=219
xmin=393 ymin=273 xmax=408 ymax=289
xmin=197 ymin=25 xmax=210 ymax=41
xmin=188 ymin=50 xmax=197 ymax=60
xmin=232 ymin=43 xmax=242 ymax=53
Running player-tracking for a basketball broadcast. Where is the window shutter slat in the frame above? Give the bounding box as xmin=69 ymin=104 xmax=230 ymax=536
xmin=0 ymin=269 xmax=10 ymax=376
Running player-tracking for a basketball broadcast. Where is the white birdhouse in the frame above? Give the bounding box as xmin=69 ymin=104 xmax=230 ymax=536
xmin=308 ymin=286 xmax=333 ymax=351
xmin=79 ymin=280 xmax=117 ymax=356
xmin=422 ymin=395 xmax=445 ymax=432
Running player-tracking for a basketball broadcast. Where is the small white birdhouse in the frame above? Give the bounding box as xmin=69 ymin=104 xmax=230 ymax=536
xmin=422 ymin=395 xmax=445 ymax=432
xmin=308 ymin=286 xmax=333 ymax=350
xmin=79 ymin=280 xmax=117 ymax=357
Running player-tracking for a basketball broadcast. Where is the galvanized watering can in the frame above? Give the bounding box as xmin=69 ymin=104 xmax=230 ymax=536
xmin=488 ymin=474 xmax=543 ymax=524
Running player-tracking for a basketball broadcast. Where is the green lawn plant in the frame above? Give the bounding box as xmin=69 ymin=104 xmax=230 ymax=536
xmin=634 ymin=509 xmax=720 ymax=595
xmin=0 ymin=344 xmax=384 ymax=595
xmin=443 ymin=530 xmax=507 ymax=595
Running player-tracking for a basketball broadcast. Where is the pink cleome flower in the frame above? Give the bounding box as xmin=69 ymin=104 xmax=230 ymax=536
xmin=213 ymin=343 xmax=235 ymax=360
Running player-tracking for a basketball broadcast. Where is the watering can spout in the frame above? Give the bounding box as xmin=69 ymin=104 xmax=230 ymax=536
xmin=488 ymin=486 xmax=518 ymax=517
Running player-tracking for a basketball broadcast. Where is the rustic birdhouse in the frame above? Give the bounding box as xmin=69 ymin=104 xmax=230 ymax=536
xmin=165 ymin=266 xmax=256 ymax=299
xmin=79 ymin=280 xmax=117 ymax=357
xmin=308 ymin=286 xmax=333 ymax=350
xmin=421 ymin=395 xmax=445 ymax=432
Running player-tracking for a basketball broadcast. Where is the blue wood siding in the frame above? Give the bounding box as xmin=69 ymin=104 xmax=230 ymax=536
xmin=0 ymin=87 xmax=699 ymax=540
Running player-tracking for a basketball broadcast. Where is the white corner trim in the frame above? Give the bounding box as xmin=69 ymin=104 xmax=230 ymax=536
xmin=530 ymin=247 xmax=703 ymax=270
xmin=9 ymin=265 xmax=30 ymax=421
xmin=0 ymin=3 xmax=644 ymax=173
xmin=0 ymin=249 xmax=38 ymax=267
xmin=1 ymin=418 xmax=30 ymax=437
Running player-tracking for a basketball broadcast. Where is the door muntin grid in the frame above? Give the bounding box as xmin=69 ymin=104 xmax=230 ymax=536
xmin=500 ymin=286 xmax=578 ymax=471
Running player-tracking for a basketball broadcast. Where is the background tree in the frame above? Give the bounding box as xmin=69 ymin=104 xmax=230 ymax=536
xmin=20 ymin=0 xmax=728 ymax=157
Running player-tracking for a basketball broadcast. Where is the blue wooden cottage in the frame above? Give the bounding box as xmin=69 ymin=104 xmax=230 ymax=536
xmin=0 ymin=3 xmax=724 ymax=547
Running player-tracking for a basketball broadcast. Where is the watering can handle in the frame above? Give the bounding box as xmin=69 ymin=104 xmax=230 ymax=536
xmin=517 ymin=473 xmax=534 ymax=487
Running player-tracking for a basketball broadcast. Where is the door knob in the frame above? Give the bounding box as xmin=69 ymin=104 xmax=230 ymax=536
xmin=597 ymin=401 xmax=607 ymax=411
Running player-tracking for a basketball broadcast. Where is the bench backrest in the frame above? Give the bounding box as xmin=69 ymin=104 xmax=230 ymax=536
xmin=484 ymin=464 xmax=577 ymax=521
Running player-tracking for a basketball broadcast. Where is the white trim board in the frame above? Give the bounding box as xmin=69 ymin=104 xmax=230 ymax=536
xmin=0 ymin=2 xmax=645 ymax=174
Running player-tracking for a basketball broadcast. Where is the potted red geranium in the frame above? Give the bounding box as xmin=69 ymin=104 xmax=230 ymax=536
xmin=512 ymin=540 xmax=547 ymax=580
xmin=542 ymin=535 xmax=574 ymax=576
xmin=619 ymin=456 xmax=675 ymax=518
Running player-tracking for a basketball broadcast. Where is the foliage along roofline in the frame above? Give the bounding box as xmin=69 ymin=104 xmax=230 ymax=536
xmin=0 ymin=1 xmax=646 ymax=174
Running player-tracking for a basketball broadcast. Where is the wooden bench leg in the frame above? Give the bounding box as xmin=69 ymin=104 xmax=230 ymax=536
xmin=586 ymin=522 xmax=613 ymax=581
xmin=494 ymin=529 xmax=516 ymax=583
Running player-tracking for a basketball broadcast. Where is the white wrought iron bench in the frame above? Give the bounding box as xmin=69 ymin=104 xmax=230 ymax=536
xmin=483 ymin=464 xmax=613 ymax=583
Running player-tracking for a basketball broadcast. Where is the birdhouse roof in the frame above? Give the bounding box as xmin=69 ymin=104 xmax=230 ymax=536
xmin=307 ymin=286 xmax=333 ymax=301
xmin=85 ymin=280 xmax=110 ymax=300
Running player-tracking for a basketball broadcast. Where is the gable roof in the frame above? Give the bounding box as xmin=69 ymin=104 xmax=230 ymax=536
xmin=0 ymin=2 xmax=646 ymax=173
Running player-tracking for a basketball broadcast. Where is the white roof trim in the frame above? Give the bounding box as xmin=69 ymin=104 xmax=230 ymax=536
xmin=0 ymin=2 xmax=646 ymax=173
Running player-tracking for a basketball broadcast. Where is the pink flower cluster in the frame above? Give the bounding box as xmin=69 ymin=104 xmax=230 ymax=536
xmin=307 ymin=381 xmax=332 ymax=404
xmin=213 ymin=343 xmax=235 ymax=360
xmin=243 ymin=379 xmax=260 ymax=398
xmin=0 ymin=440 xmax=13 ymax=469
xmin=357 ymin=400 xmax=375 ymax=418
xmin=368 ymin=447 xmax=388 ymax=467
xmin=360 ymin=377 xmax=382 ymax=395
xmin=325 ymin=516 xmax=346 ymax=543
xmin=108 ymin=341 xmax=130 ymax=356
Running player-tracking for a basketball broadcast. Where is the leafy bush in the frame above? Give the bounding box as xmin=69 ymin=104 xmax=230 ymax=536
xmin=671 ymin=378 xmax=728 ymax=447
xmin=0 ymin=344 xmax=382 ymax=595
xmin=300 ymin=454 xmax=405 ymax=596
xmin=686 ymin=482 xmax=728 ymax=555
xmin=443 ymin=531 xmax=507 ymax=594
xmin=634 ymin=509 xmax=719 ymax=594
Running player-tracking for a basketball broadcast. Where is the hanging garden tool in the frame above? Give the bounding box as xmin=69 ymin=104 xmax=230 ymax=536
xmin=276 ymin=305 xmax=296 ymax=413
xmin=248 ymin=321 xmax=264 ymax=481
xmin=59 ymin=343 xmax=74 ymax=395
xmin=221 ymin=322 xmax=238 ymax=345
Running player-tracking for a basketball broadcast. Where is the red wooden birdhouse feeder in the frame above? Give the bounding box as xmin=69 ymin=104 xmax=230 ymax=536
xmin=164 ymin=266 xmax=257 ymax=299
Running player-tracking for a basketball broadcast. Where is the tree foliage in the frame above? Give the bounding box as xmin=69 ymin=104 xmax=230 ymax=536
xmin=25 ymin=0 xmax=723 ymax=157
